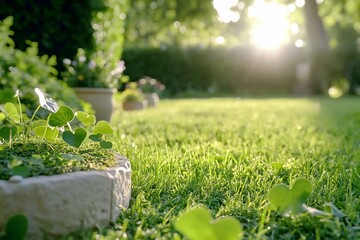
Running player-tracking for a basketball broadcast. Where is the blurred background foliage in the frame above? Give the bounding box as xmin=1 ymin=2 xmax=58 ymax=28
xmin=0 ymin=0 xmax=359 ymax=98
xmin=0 ymin=0 xmax=105 ymax=70
xmin=0 ymin=17 xmax=81 ymax=111
xmin=122 ymin=45 xmax=302 ymax=95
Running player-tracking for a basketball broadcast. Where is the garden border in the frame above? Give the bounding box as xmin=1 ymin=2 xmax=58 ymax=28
xmin=0 ymin=154 xmax=131 ymax=239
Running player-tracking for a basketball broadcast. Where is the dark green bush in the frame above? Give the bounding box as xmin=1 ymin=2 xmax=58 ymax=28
xmin=122 ymin=46 xmax=303 ymax=95
xmin=0 ymin=0 xmax=128 ymax=79
xmin=0 ymin=0 xmax=105 ymax=68
xmin=0 ymin=17 xmax=81 ymax=110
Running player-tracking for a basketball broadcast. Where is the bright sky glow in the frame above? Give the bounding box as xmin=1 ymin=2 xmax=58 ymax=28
xmin=215 ymin=36 xmax=225 ymax=45
xmin=295 ymin=39 xmax=305 ymax=47
xmin=213 ymin=0 xmax=240 ymax=23
xmin=248 ymin=0 xmax=290 ymax=50
xmin=295 ymin=0 xmax=305 ymax=8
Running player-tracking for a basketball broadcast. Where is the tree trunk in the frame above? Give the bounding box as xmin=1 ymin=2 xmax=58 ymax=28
xmin=304 ymin=0 xmax=330 ymax=94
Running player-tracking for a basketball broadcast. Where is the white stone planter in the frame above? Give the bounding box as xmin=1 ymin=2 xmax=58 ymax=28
xmin=74 ymin=87 xmax=116 ymax=121
xmin=0 ymin=154 xmax=131 ymax=239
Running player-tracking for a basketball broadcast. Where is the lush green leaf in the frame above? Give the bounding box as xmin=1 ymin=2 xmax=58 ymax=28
xmin=48 ymin=105 xmax=74 ymax=127
xmin=89 ymin=133 xmax=103 ymax=142
xmin=175 ymin=206 xmax=242 ymax=240
xmin=62 ymin=128 xmax=87 ymax=148
xmin=93 ymin=120 xmax=113 ymax=135
xmin=34 ymin=125 xmax=59 ymax=141
xmin=0 ymin=126 xmax=17 ymax=142
xmin=1 ymin=214 xmax=28 ymax=240
xmin=269 ymin=179 xmax=313 ymax=215
xmin=0 ymin=112 xmax=5 ymax=121
xmin=9 ymin=165 xmax=30 ymax=177
xmin=4 ymin=102 xmax=20 ymax=123
xmin=100 ymin=140 xmax=112 ymax=149
xmin=75 ymin=111 xmax=96 ymax=126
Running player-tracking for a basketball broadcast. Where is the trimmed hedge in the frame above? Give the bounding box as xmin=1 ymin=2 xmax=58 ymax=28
xmin=122 ymin=46 xmax=304 ymax=95
xmin=0 ymin=17 xmax=82 ymax=111
xmin=0 ymin=0 xmax=128 ymax=76
xmin=0 ymin=0 xmax=104 ymax=67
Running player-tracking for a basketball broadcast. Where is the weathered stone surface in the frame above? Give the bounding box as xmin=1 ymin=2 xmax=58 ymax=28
xmin=0 ymin=154 xmax=131 ymax=239
xmin=107 ymin=155 xmax=132 ymax=222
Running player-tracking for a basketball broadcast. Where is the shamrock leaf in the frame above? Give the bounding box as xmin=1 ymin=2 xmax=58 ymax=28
xmin=62 ymin=128 xmax=87 ymax=148
xmin=269 ymin=178 xmax=312 ymax=216
xmin=75 ymin=111 xmax=96 ymax=126
xmin=48 ymin=106 xmax=74 ymax=127
xmin=89 ymin=133 xmax=103 ymax=142
xmin=4 ymin=102 xmax=20 ymax=123
xmin=0 ymin=112 xmax=5 ymax=121
xmin=34 ymin=125 xmax=59 ymax=141
xmin=10 ymin=165 xmax=30 ymax=178
xmin=175 ymin=206 xmax=243 ymax=240
xmin=34 ymin=88 xmax=59 ymax=113
xmin=93 ymin=121 xmax=113 ymax=135
xmin=0 ymin=126 xmax=17 ymax=142
xmin=0 ymin=214 xmax=28 ymax=240
xmin=100 ymin=140 xmax=113 ymax=149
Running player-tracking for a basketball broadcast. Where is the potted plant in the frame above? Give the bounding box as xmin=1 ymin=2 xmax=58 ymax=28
xmin=62 ymin=48 xmax=126 ymax=121
xmin=121 ymin=82 xmax=147 ymax=111
xmin=136 ymin=76 xmax=165 ymax=107
xmin=0 ymin=88 xmax=131 ymax=239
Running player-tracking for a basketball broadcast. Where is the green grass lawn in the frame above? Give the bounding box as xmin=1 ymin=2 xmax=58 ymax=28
xmin=69 ymin=97 xmax=360 ymax=239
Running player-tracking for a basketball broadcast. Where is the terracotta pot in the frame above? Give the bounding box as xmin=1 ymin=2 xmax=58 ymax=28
xmin=74 ymin=88 xmax=116 ymax=121
xmin=122 ymin=100 xmax=147 ymax=111
xmin=144 ymin=93 xmax=160 ymax=107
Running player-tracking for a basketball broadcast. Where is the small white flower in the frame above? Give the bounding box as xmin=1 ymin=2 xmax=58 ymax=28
xmin=79 ymin=56 xmax=86 ymax=62
xmin=14 ymin=89 xmax=20 ymax=97
xmin=88 ymin=60 xmax=96 ymax=69
xmin=63 ymin=58 xmax=71 ymax=65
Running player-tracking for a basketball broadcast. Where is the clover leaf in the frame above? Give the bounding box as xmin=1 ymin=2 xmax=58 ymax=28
xmin=10 ymin=165 xmax=30 ymax=178
xmin=4 ymin=102 xmax=20 ymax=123
xmin=0 ymin=214 xmax=28 ymax=240
xmin=0 ymin=126 xmax=17 ymax=143
xmin=48 ymin=106 xmax=74 ymax=127
xmin=75 ymin=111 xmax=96 ymax=126
xmin=93 ymin=121 xmax=113 ymax=135
xmin=100 ymin=140 xmax=113 ymax=149
xmin=34 ymin=125 xmax=59 ymax=141
xmin=175 ymin=206 xmax=243 ymax=240
xmin=0 ymin=112 xmax=5 ymax=121
xmin=89 ymin=134 xmax=103 ymax=142
xmin=62 ymin=127 xmax=87 ymax=148
xmin=269 ymin=178 xmax=312 ymax=216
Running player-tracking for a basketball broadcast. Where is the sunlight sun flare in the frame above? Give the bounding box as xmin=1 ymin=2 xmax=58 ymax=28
xmin=213 ymin=0 xmax=240 ymax=23
xmin=248 ymin=0 xmax=290 ymax=50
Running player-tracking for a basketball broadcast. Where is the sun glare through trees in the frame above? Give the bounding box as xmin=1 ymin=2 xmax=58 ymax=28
xmin=213 ymin=0 xmax=306 ymax=50
xmin=248 ymin=0 xmax=290 ymax=50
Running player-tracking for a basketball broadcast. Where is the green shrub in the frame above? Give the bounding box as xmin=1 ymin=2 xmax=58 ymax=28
xmin=0 ymin=17 xmax=81 ymax=111
xmin=0 ymin=0 xmax=128 ymax=80
xmin=122 ymin=46 xmax=303 ymax=95
xmin=121 ymin=83 xmax=144 ymax=102
xmin=0 ymin=0 xmax=105 ymax=68
xmin=91 ymin=0 xmax=128 ymax=88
